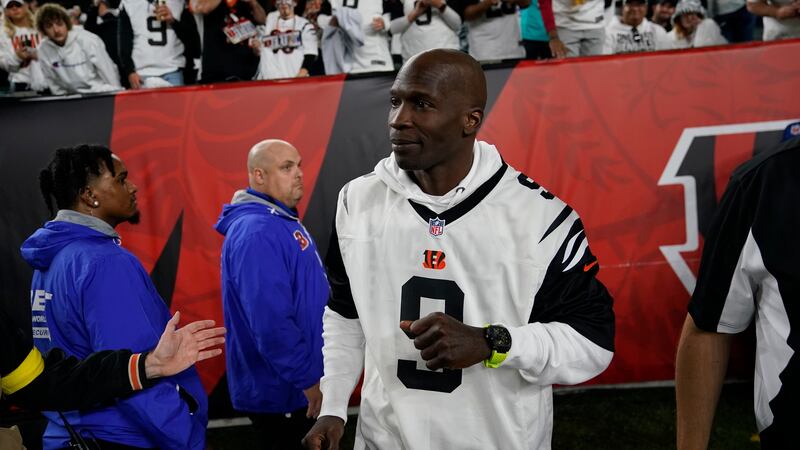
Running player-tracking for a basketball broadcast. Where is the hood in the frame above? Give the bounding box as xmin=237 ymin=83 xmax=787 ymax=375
xmin=21 ymin=212 xmax=118 ymax=270
xmin=214 ymin=188 xmax=298 ymax=236
xmin=374 ymin=140 xmax=504 ymax=214
xmin=672 ymin=0 xmax=706 ymax=24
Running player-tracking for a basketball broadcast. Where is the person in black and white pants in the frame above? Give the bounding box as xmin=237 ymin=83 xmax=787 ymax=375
xmin=118 ymin=0 xmax=200 ymax=88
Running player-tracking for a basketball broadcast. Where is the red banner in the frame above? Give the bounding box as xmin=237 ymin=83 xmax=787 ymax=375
xmin=96 ymin=39 xmax=800 ymax=391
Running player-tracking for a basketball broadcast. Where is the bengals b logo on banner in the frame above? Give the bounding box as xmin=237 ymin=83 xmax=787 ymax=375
xmin=422 ymin=250 xmax=446 ymax=270
xmin=658 ymin=119 xmax=791 ymax=294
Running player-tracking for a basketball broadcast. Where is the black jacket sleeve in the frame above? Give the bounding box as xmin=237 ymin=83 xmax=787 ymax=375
xmin=117 ymin=7 xmax=136 ymax=76
xmin=1 ymin=309 xmax=148 ymax=411
xmin=172 ymin=8 xmax=201 ymax=60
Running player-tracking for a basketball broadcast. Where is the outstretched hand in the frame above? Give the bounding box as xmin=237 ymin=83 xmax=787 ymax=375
xmin=400 ymin=312 xmax=490 ymax=371
xmin=302 ymin=415 xmax=345 ymax=450
xmin=145 ymin=311 xmax=226 ymax=379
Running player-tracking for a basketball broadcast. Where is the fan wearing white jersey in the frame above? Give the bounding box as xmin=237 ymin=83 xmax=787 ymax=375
xmin=119 ymin=0 xmax=199 ymax=88
xmin=302 ymin=49 xmax=615 ymax=450
xmin=328 ymin=0 xmax=394 ymax=73
xmin=389 ymin=0 xmax=461 ymax=61
xmin=253 ymin=0 xmax=318 ymax=80
xmin=461 ymin=0 xmax=529 ymax=62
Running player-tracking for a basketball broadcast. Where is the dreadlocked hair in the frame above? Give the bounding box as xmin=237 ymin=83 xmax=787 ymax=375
xmin=38 ymin=144 xmax=115 ymax=218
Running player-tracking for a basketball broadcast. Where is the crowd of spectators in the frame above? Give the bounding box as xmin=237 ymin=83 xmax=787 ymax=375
xmin=0 ymin=0 xmax=798 ymax=95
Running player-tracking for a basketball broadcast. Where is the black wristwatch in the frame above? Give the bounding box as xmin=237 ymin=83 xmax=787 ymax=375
xmin=483 ymin=324 xmax=512 ymax=368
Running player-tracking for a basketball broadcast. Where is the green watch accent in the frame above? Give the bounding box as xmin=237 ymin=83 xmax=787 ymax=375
xmin=483 ymin=324 xmax=512 ymax=369
xmin=484 ymin=350 xmax=508 ymax=368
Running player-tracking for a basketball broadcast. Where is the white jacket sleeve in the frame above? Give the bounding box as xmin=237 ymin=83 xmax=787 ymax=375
xmin=502 ymin=212 xmax=615 ymax=386
xmin=503 ymin=322 xmax=613 ymax=385
xmin=84 ymin=31 xmax=121 ymax=88
xmin=694 ymin=19 xmax=727 ymax=47
xmin=439 ymin=4 xmax=461 ymax=31
xmin=318 ymin=307 xmax=365 ymax=422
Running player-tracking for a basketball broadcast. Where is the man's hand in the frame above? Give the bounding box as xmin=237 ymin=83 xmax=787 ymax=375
xmin=128 ymin=72 xmax=142 ymax=89
xmin=302 ymin=416 xmax=345 ymax=450
xmin=408 ymin=0 xmax=429 ymax=22
xmin=400 ymin=312 xmax=491 ymax=370
xmin=371 ymin=16 xmax=385 ymax=31
xmin=145 ymin=311 xmax=226 ymax=379
xmin=155 ymin=4 xmax=176 ymax=24
xmin=303 ymin=382 xmax=322 ymax=418
xmin=297 ymin=67 xmax=310 ymax=77
xmin=549 ymin=37 xmax=567 ymax=59
xmin=775 ymin=3 xmax=800 ymax=18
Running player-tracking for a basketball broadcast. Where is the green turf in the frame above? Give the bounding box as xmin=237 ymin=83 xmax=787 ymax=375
xmin=206 ymin=383 xmax=759 ymax=449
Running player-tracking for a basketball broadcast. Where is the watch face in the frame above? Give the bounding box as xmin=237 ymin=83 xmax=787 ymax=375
xmin=486 ymin=325 xmax=512 ymax=353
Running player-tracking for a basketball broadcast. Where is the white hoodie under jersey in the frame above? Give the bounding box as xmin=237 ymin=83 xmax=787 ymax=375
xmin=38 ymin=28 xmax=121 ymax=95
xmin=319 ymin=141 xmax=615 ymax=450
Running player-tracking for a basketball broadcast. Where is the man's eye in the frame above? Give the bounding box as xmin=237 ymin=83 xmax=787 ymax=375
xmin=390 ymin=97 xmax=400 ymax=107
xmin=416 ymin=100 xmax=428 ymax=108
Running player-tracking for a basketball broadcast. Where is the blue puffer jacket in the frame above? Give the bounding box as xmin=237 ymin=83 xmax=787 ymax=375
xmin=21 ymin=214 xmax=208 ymax=450
xmin=215 ymin=188 xmax=329 ymax=414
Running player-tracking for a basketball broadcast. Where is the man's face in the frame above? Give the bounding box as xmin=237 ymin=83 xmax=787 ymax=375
xmin=89 ymin=155 xmax=140 ymax=227
xmin=622 ymin=1 xmax=647 ymax=27
xmin=260 ymin=145 xmax=304 ymax=208
xmin=5 ymin=2 xmax=27 ymax=21
xmin=388 ymin=65 xmax=467 ymax=172
xmin=43 ymin=19 xmax=68 ymax=46
xmin=653 ymin=2 xmax=675 ymax=23
xmin=276 ymin=0 xmax=294 ymax=18
xmin=678 ymin=12 xmax=702 ymax=34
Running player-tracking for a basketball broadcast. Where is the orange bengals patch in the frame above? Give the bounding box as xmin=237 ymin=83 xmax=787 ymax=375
xmin=422 ymin=250 xmax=446 ymax=270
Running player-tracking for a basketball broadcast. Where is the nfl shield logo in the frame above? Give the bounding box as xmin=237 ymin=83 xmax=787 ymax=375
xmin=428 ymin=217 xmax=445 ymax=237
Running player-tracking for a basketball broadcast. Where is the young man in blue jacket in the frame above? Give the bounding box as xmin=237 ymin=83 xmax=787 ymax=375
xmin=20 ymin=144 xmax=209 ymax=450
xmin=215 ymin=139 xmax=329 ymax=450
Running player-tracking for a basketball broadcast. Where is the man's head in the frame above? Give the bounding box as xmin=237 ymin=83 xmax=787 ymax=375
xmin=388 ymin=49 xmax=486 ymax=174
xmin=39 ymin=145 xmax=140 ymax=228
xmin=35 ymin=3 xmax=71 ymax=46
xmin=651 ymin=0 xmax=677 ymax=25
xmin=247 ymin=139 xmax=304 ymax=208
xmin=621 ymin=0 xmax=647 ymax=27
xmin=275 ymin=0 xmax=295 ymax=19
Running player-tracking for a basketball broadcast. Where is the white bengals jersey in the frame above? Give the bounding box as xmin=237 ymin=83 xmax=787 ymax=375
xmin=463 ymin=0 xmax=525 ymax=61
xmin=689 ymin=138 xmax=800 ymax=449
xmin=397 ymin=0 xmax=460 ymax=61
xmin=256 ymin=12 xmax=318 ymax=80
xmin=120 ymin=0 xmax=186 ymax=76
xmin=331 ymin=0 xmax=393 ymax=73
xmin=319 ymin=141 xmax=615 ymax=450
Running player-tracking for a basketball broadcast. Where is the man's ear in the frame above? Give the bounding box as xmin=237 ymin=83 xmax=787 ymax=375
xmin=464 ymin=108 xmax=484 ymax=136
xmin=78 ymin=186 xmax=97 ymax=208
